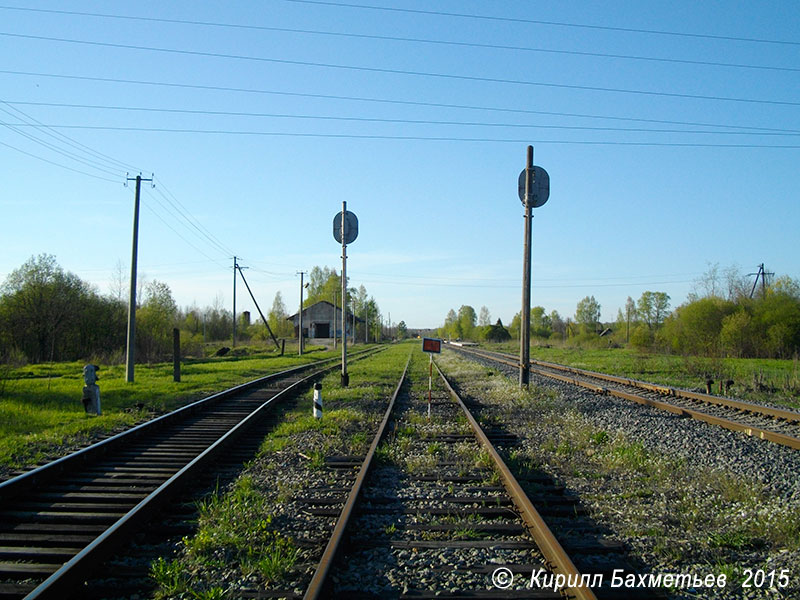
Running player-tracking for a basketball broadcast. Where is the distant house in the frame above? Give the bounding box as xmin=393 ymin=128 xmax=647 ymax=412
xmin=287 ymin=300 xmax=364 ymax=339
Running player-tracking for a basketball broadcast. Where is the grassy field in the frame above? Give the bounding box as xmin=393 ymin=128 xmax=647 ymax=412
xmin=482 ymin=341 xmax=800 ymax=409
xmin=0 ymin=344 xmax=370 ymax=472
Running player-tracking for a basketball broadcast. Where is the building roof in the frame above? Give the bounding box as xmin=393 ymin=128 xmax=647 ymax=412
xmin=287 ymin=300 xmax=365 ymax=323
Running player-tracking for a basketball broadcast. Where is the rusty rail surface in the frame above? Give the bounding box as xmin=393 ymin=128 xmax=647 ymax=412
xmin=304 ymin=351 xmax=597 ymax=600
xmin=435 ymin=361 xmax=598 ymax=600
xmin=448 ymin=344 xmax=800 ymax=451
xmin=303 ymin=352 xmax=411 ymax=600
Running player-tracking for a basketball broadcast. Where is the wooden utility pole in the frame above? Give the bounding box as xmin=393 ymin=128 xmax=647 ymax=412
xmin=520 ymin=146 xmax=533 ymax=387
xmin=749 ymin=263 xmax=774 ymax=299
xmin=297 ymin=271 xmax=306 ymax=355
xmin=340 ymin=201 xmax=349 ymax=387
xmin=515 ymin=146 xmax=550 ymax=387
xmin=125 ymin=173 xmax=153 ymax=384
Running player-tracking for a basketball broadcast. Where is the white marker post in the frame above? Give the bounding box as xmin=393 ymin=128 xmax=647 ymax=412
xmin=422 ymin=338 xmax=442 ymax=418
xmin=313 ymin=383 xmax=323 ymax=419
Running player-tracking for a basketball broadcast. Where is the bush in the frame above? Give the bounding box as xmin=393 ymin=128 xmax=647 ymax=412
xmin=629 ymin=325 xmax=654 ymax=350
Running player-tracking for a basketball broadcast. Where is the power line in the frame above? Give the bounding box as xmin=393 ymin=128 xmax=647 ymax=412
xmin=0 ymin=139 xmax=119 ymax=182
xmin=4 ymin=124 xmax=800 ymax=148
xmin=2 ymin=70 xmax=792 ymax=134
xmin=0 ymin=101 xmax=138 ymax=173
xmin=150 ymin=183 xmax=235 ymax=258
xmin=1 ymin=100 xmax=140 ymax=172
xmin=0 ymin=117 xmax=121 ymax=177
xmin=282 ymin=0 xmax=800 ymax=47
xmin=156 ymin=180 xmax=236 ymax=257
xmin=0 ymin=7 xmax=795 ymax=73
xmin=5 ymin=102 xmax=800 ymax=137
xmin=140 ymin=189 xmax=229 ymax=269
xmin=2 ymin=32 xmax=798 ymax=107
xmin=359 ymin=277 xmax=695 ymax=289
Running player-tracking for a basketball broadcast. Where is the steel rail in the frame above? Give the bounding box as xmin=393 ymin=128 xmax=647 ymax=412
xmin=24 ymin=369 xmax=319 ymax=599
xmin=449 ymin=344 xmax=800 ymax=451
xmin=528 ymin=357 xmax=800 ymax=423
xmin=434 ymin=360 xmax=598 ymax=600
xmin=303 ymin=352 xmax=411 ymax=600
xmin=0 ymin=348 xmax=376 ymax=502
xmin=5 ymin=348 xmax=383 ymax=599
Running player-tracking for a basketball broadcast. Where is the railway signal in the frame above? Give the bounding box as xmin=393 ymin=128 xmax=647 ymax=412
xmin=334 ymin=203 xmax=358 ymax=387
xmin=518 ymin=146 xmax=550 ymax=388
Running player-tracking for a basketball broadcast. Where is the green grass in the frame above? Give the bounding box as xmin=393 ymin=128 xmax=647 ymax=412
xmin=151 ymin=343 xmax=413 ymax=596
xmin=482 ymin=341 xmax=800 ymax=408
xmin=0 ymin=345 xmax=369 ymax=471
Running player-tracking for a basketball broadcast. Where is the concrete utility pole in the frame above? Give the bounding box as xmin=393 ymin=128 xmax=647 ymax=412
xmin=125 ymin=173 xmax=153 ymax=384
xmin=520 ymin=146 xmax=533 ymax=387
xmin=297 ymin=271 xmax=306 ymax=355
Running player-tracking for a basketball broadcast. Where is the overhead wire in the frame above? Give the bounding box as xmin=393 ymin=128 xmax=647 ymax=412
xmin=0 ymin=6 xmax=795 ymax=73
xmin=3 ymin=124 xmax=799 ymax=148
xmin=281 ymin=0 xmax=800 ymax=47
xmin=0 ymin=117 xmax=121 ymax=177
xmin=0 ymin=99 xmax=140 ymax=174
xmin=358 ymin=276 xmax=696 ymax=289
xmin=150 ymin=181 xmax=236 ymax=258
xmin=2 ymin=32 xmax=797 ymax=108
xmin=4 ymin=101 xmax=800 ymax=137
xmin=0 ymin=95 xmax=240 ymax=274
xmin=141 ymin=187 xmax=230 ymax=270
xmin=0 ymin=138 xmax=119 ymax=182
xmin=0 ymin=105 xmax=125 ymax=178
xmin=3 ymin=70 xmax=793 ymax=136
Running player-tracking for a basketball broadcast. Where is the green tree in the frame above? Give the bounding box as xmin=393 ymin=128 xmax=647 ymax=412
xmin=137 ymin=280 xmax=178 ymax=362
xmin=575 ymin=296 xmax=601 ymax=334
xmin=530 ymin=306 xmax=552 ymax=338
xmin=305 ymin=267 xmax=347 ymax=308
xmin=457 ymin=305 xmax=477 ymax=340
xmin=549 ymin=310 xmax=565 ymax=340
xmin=508 ymin=312 xmax=520 ymax=340
xmin=396 ymin=320 xmax=408 ymax=340
xmin=478 ymin=306 xmax=491 ymax=327
xmin=659 ymin=296 xmax=736 ymax=356
xmin=753 ymin=282 xmax=800 ymax=357
xmin=0 ymin=254 xmax=88 ymax=362
xmin=720 ymin=310 xmax=756 ymax=357
xmin=637 ymin=291 xmax=671 ymax=330
xmin=267 ymin=291 xmax=294 ymax=338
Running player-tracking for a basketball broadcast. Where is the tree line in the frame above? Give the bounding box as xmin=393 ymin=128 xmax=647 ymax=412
xmin=436 ymin=265 xmax=800 ymax=359
xmin=0 ymin=255 xmax=389 ymax=366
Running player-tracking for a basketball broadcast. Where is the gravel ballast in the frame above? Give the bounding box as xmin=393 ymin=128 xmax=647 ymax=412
xmin=443 ymin=347 xmax=800 ymax=599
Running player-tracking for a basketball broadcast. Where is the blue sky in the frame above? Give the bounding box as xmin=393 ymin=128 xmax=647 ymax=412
xmin=1 ymin=1 xmax=798 ymax=329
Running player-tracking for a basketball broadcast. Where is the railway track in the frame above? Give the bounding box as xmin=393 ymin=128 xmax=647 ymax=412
xmin=447 ymin=344 xmax=800 ymax=451
xmin=0 ymin=349 xmax=379 ymax=600
xmin=298 ymin=350 xmax=649 ymax=599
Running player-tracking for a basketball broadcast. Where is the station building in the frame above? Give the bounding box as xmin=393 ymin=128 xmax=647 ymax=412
xmin=287 ymin=300 xmax=363 ymax=341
